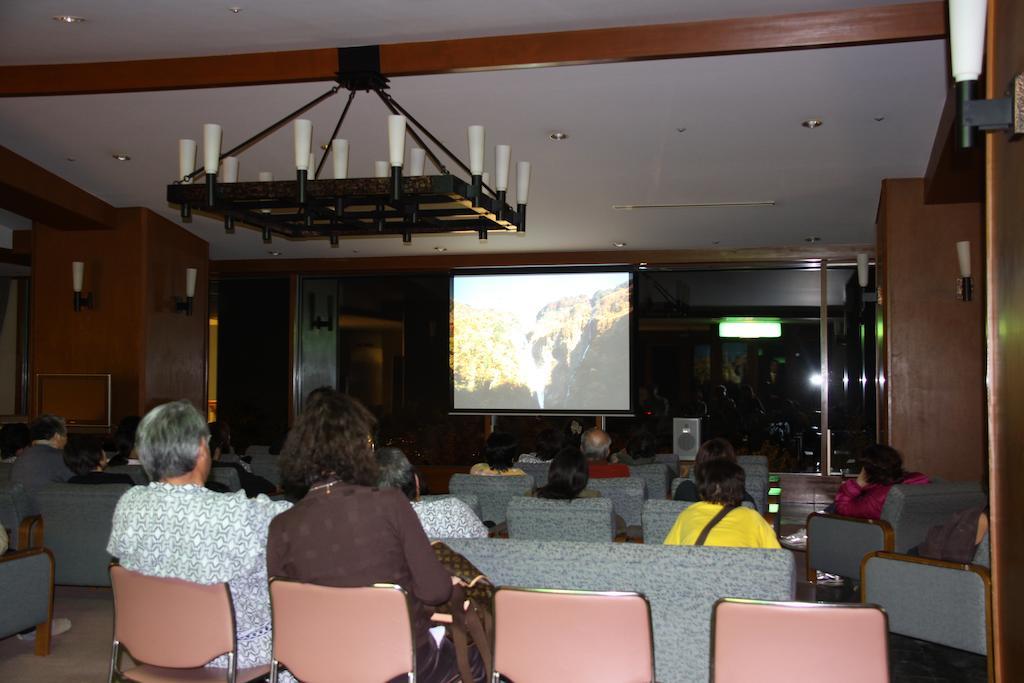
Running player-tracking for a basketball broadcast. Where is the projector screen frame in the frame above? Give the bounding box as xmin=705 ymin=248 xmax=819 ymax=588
xmin=448 ymin=265 xmax=637 ymax=416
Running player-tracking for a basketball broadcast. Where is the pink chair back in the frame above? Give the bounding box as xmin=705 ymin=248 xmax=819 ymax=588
xmin=110 ymin=564 xmax=236 ymax=668
xmin=711 ymin=599 xmax=889 ymax=682
xmin=269 ymin=580 xmax=416 ymax=682
xmin=492 ymin=587 xmax=654 ymax=683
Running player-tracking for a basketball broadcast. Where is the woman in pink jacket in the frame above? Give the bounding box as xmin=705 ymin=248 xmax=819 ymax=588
xmin=834 ymin=444 xmax=929 ymax=519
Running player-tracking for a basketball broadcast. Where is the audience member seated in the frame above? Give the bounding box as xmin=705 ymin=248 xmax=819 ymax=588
xmin=470 ymin=432 xmax=526 ymax=476
xmin=664 ymin=460 xmax=780 ymax=549
xmin=377 ymin=446 xmax=488 ymax=539
xmin=833 ymin=444 xmax=929 ymax=520
xmin=530 ymin=447 xmax=600 ymax=500
xmin=107 ymin=400 xmax=290 ymax=670
xmin=673 ymin=438 xmax=756 ymax=506
xmin=268 ymin=390 xmax=484 ymax=683
xmin=581 ymin=428 xmax=629 ymax=478
xmin=107 ymin=415 xmax=141 ymax=467
xmin=516 ymin=428 xmax=562 ymax=464
xmin=208 ymin=423 xmax=277 ymax=497
xmin=64 ymin=435 xmax=135 ymax=486
xmin=613 ymin=429 xmax=657 ymax=466
xmin=11 ymin=414 xmax=72 ymax=497
xmin=0 ymin=422 xmax=30 ymax=463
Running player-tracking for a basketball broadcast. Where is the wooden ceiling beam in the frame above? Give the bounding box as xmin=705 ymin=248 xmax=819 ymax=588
xmin=0 ymin=2 xmax=945 ymax=97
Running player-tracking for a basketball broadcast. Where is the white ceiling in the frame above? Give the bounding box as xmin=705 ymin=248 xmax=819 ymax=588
xmin=0 ymin=2 xmax=949 ymax=261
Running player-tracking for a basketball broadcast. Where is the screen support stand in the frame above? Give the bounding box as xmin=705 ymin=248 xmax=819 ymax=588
xmin=597 ymin=415 xmax=606 ymax=430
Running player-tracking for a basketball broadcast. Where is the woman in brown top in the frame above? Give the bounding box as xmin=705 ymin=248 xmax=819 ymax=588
xmin=267 ymin=390 xmax=482 ymax=683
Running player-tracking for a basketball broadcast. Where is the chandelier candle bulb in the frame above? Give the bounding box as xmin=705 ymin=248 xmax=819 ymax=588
xmin=202 ymin=123 xmax=222 ymax=207
xmin=258 ymin=171 xmax=273 ymax=182
xmin=220 ymin=156 xmax=239 ymax=183
xmin=516 ymin=161 xmax=531 ymax=232
xmin=468 ymin=125 xmax=485 ymax=207
xmin=387 ymin=115 xmax=407 ymax=167
xmin=408 ymin=148 xmax=426 ymax=176
xmin=495 ymin=144 xmax=511 ymax=220
xmin=294 ymin=120 xmax=312 ymax=170
xmin=332 ymin=139 xmax=349 ymax=179
xmin=374 ymin=161 xmax=389 ymax=178
xmin=178 ymin=139 xmax=196 ymax=183
xmin=308 ymin=152 xmax=316 ymax=179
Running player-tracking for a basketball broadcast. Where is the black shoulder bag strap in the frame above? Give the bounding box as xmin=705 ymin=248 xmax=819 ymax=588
xmin=694 ymin=505 xmax=737 ymax=546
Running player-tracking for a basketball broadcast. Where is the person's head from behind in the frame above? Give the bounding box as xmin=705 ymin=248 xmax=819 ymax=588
xmin=537 ymin=447 xmax=590 ymax=500
xmin=859 ymin=444 xmax=905 ymax=485
xmin=697 ymin=459 xmax=746 ymax=507
xmin=0 ymin=422 xmax=30 ymax=459
xmin=484 ymin=432 xmax=518 ymax=471
xmin=376 ymin=446 xmax=417 ymax=500
xmin=113 ymin=416 xmax=141 ymax=461
xmin=627 ymin=430 xmax=657 ymax=461
xmin=63 ymin=435 xmax=107 ymax=477
xmin=534 ymin=428 xmax=562 ymax=462
xmin=136 ymin=401 xmax=211 ymax=483
xmin=694 ymin=438 xmax=736 ymax=468
xmin=208 ymin=421 xmax=231 ymax=457
xmin=30 ymin=414 xmax=67 ymax=448
xmin=580 ymin=428 xmax=611 ymax=462
xmin=281 ymin=389 xmax=378 ymax=490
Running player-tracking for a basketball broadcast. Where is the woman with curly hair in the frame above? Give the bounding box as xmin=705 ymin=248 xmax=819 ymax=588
xmin=267 ymin=389 xmax=483 ymax=683
xmin=833 ymin=444 xmax=929 ymax=519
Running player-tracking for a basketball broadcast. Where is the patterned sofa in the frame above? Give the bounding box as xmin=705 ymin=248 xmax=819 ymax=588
xmin=445 ymin=538 xmax=795 ymax=683
xmin=506 ymin=496 xmax=615 ymax=542
xmin=448 ymin=474 xmax=534 ymax=525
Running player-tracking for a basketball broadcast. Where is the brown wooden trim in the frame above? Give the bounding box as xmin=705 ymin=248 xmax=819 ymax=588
xmin=380 ymin=2 xmax=946 ymax=76
xmin=16 ymin=514 xmax=44 ymax=550
xmin=0 ymin=48 xmax=340 ymax=97
xmin=0 ymin=4 xmax=944 ymax=97
xmin=211 ymin=244 xmax=875 ymax=277
xmin=805 ymin=511 xmax=895 ymax=581
xmin=924 ymin=85 xmax=985 ymax=205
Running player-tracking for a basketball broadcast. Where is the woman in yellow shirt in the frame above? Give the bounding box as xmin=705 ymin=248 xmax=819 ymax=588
xmin=663 ymin=459 xmax=780 ymax=549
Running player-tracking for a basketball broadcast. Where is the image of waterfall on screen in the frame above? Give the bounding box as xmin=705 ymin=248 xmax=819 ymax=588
xmin=451 ymin=271 xmax=632 ymax=412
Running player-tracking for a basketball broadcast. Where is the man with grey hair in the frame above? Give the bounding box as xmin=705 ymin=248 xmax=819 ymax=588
xmin=377 ymin=447 xmax=487 ymax=539
xmin=107 ymin=400 xmax=290 ymax=671
xmin=11 ymin=413 xmax=72 ymax=497
xmin=580 ymin=427 xmax=629 ymax=478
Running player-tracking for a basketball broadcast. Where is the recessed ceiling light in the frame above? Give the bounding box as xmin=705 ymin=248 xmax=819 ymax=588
xmin=712 ymin=240 xmax=720 ymax=245
xmin=112 ymin=153 xmax=131 ymax=161
xmin=434 ymin=246 xmax=448 ymax=252
xmin=351 ymin=249 xmax=359 ymax=254
xmin=548 ymin=131 xmax=568 ymax=141
xmin=612 ymin=242 xmax=627 ymax=248
xmin=66 ymin=156 xmax=76 ymax=162
xmin=801 ymin=119 xmax=823 ymax=129
xmin=229 ymin=7 xmax=243 ymax=13
xmin=804 ymin=236 xmax=821 ymax=243
xmin=52 ymin=15 xmax=86 ymax=23
xmin=873 ymin=116 xmax=886 ymax=122
xmin=676 ymin=127 xmax=687 ymax=134
xmin=267 ymin=250 xmax=282 ymax=256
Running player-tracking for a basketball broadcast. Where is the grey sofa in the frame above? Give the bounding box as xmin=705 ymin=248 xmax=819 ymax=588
xmin=208 ymin=466 xmax=242 ymax=492
xmin=36 ymin=482 xmax=130 ymax=586
xmin=444 ymin=538 xmax=795 ymax=683
xmin=862 ymin=534 xmax=991 ymax=656
xmin=506 ymin=496 xmax=615 ymax=542
xmin=106 ymin=464 xmax=149 ymax=485
xmin=516 ymin=461 xmax=549 ymax=487
xmin=249 ymin=453 xmax=281 ymax=488
xmin=588 ymin=476 xmax=647 ymax=528
xmin=448 ymin=474 xmax=534 ymax=525
xmin=0 ymin=547 xmax=54 ymax=654
xmin=807 ymin=481 xmax=986 ymax=580
xmin=629 ymin=463 xmax=674 ymax=499
xmin=0 ymin=481 xmax=41 ymax=550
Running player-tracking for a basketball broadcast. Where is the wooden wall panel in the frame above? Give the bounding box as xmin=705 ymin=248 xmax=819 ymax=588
xmin=876 ymin=178 xmax=985 ymax=481
xmin=986 ymin=0 xmax=1024 ymax=677
xmin=141 ymin=209 xmax=209 ymax=412
xmin=29 ymin=212 xmax=145 ymax=423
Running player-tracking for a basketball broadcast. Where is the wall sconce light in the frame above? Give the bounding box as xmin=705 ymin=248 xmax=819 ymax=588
xmin=956 ymin=241 xmax=973 ymax=301
xmin=72 ymin=261 xmax=92 ymax=311
xmin=856 ymin=253 xmax=870 ymax=288
xmin=949 ymin=0 xmax=1023 ymax=148
xmin=308 ymin=293 xmax=334 ymax=330
xmin=175 ymin=268 xmax=198 ymax=315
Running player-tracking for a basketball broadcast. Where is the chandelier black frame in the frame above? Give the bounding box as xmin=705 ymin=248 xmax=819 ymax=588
xmin=167 ymin=46 xmax=526 ymax=245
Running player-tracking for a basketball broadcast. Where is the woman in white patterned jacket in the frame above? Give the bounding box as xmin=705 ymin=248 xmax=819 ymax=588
xmin=107 ymin=400 xmax=291 ymax=669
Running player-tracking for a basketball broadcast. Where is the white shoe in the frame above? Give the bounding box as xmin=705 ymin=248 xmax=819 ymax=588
xmin=16 ymin=618 xmax=71 ymax=640
xmin=780 ymin=528 xmax=807 ymax=549
xmin=815 ymin=571 xmax=845 ymax=586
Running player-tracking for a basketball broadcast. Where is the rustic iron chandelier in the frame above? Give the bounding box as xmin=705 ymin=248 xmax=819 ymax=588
xmin=167 ymin=47 xmax=530 ymax=245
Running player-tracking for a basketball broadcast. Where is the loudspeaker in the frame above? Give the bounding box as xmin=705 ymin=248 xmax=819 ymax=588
xmin=673 ymin=418 xmax=701 ymax=459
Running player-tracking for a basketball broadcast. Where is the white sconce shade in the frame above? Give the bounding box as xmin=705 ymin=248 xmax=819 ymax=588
xmin=185 ymin=268 xmax=198 ymax=298
xmin=387 ymin=115 xmax=407 ymax=167
xmin=467 ymin=125 xmax=485 ymax=175
xmin=408 ymin=148 xmax=426 ymax=176
xmin=72 ymin=261 xmax=84 ymax=293
xmin=294 ymin=119 xmax=313 ymax=170
xmin=948 ymin=0 xmax=988 ymax=82
xmin=957 ymin=240 xmax=972 ymax=277
xmin=332 ymin=139 xmax=349 ymax=179
xmin=857 ymin=253 xmax=870 ymax=288
xmin=220 ymin=156 xmax=239 ymax=183
xmin=258 ymin=171 xmax=274 ymax=182
xmin=202 ymin=124 xmax=222 ymax=174
xmin=178 ymin=139 xmax=197 ymax=182
xmin=495 ymin=145 xmax=511 ymax=191
xmin=374 ymin=161 xmax=389 ymax=178
xmin=516 ymin=161 xmax=531 ymax=205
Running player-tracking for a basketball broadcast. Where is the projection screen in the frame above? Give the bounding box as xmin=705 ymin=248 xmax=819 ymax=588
xmin=451 ymin=269 xmax=633 ymax=413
